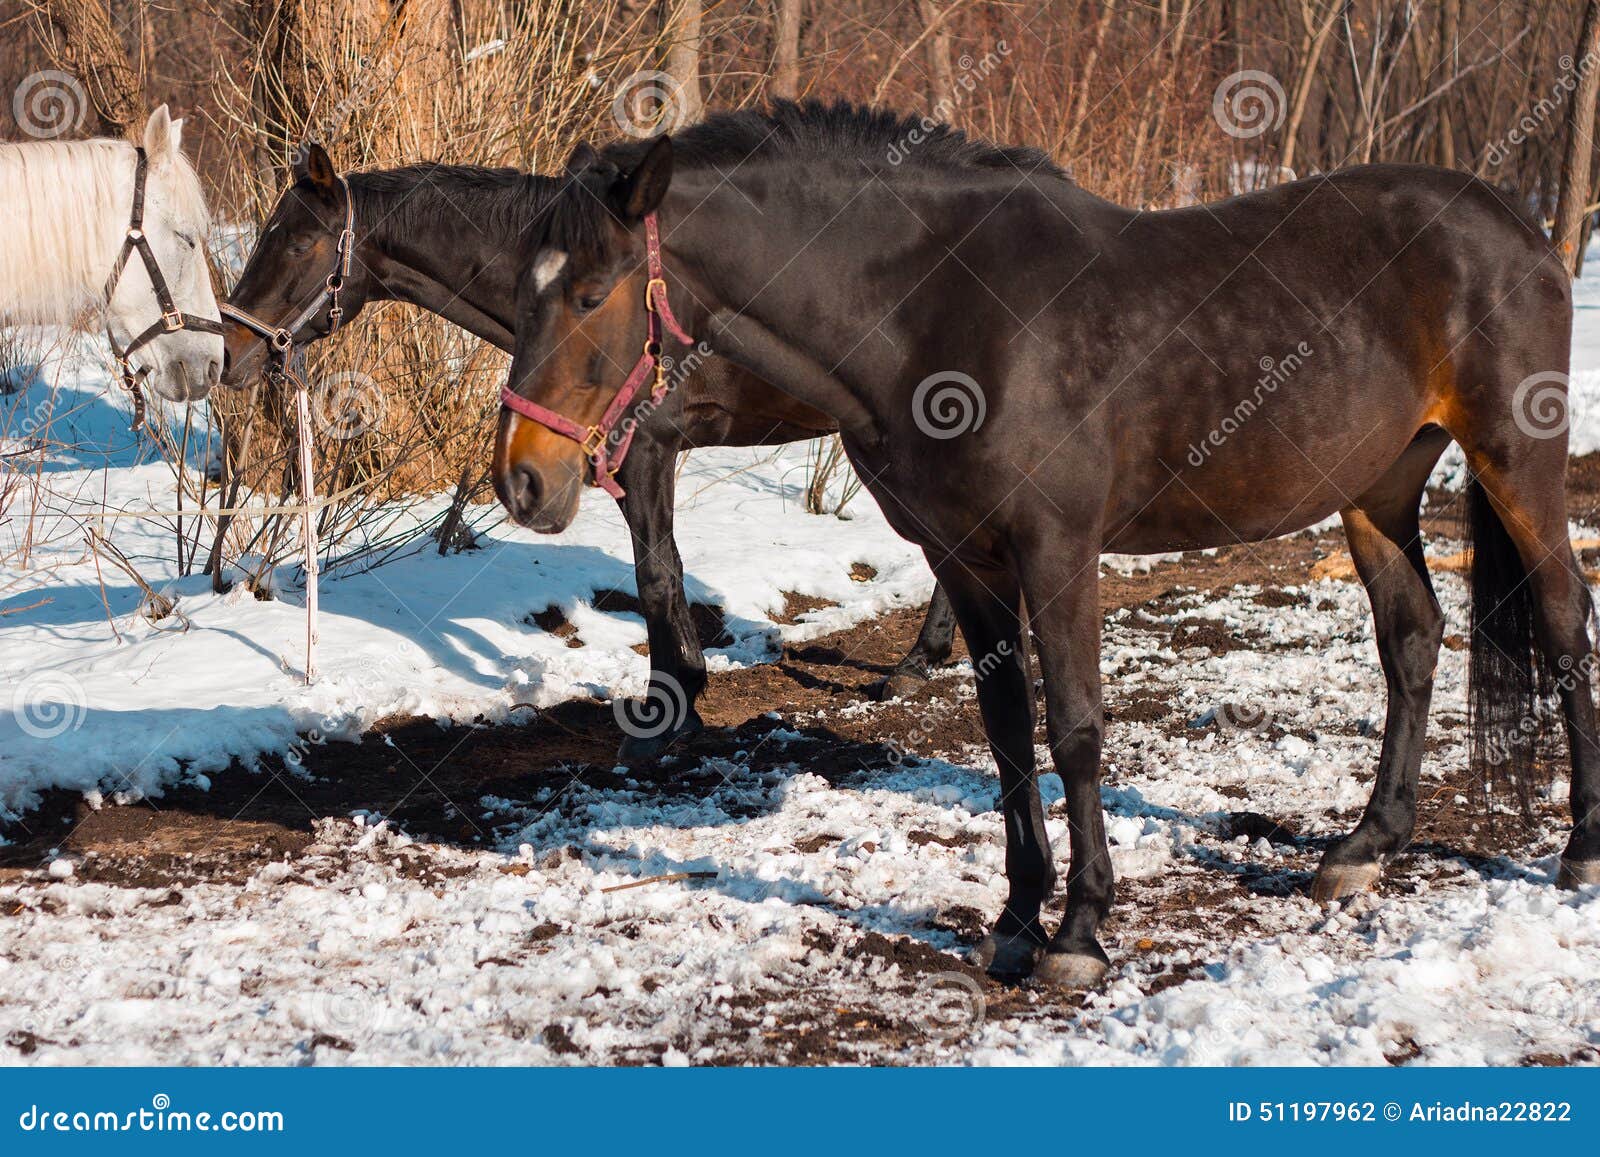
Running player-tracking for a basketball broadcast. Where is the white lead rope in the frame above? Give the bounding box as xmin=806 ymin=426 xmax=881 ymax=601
xmin=64 ymin=376 xmax=330 ymax=685
xmin=294 ymin=383 xmax=319 ymax=685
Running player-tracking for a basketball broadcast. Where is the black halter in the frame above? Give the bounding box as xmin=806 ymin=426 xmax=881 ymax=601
xmin=219 ymin=172 xmax=357 ymax=380
xmin=104 ymin=147 xmax=227 ymax=430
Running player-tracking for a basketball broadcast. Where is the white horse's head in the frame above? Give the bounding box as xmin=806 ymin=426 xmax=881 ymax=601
xmin=103 ymin=108 xmax=223 ymax=402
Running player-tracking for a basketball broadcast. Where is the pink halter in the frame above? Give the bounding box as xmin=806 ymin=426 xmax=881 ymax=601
xmin=499 ymin=213 xmax=692 ymax=499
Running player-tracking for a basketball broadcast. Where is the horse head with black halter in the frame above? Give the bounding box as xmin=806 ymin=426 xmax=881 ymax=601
xmin=220 ymin=143 xmax=357 ymax=388
xmin=105 ymin=146 xmax=228 ymax=429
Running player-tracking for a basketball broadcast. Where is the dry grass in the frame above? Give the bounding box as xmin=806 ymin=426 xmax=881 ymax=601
xmin=190 ymin=0 xmax=669 ymax=582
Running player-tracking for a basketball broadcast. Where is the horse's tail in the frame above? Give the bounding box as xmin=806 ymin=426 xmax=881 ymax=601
xmin=1466 ymin=476 xmax=1553 ymax=817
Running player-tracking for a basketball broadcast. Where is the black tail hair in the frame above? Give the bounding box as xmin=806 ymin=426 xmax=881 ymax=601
xmin=1466 ymin=477 xmax=1554 ymax=820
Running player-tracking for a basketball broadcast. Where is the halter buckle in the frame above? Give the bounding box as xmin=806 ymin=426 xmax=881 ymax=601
xmin=645 ymin=277 xmax=668 ymax=313
xmin=127 ymin=227 xmax=144 ymax=242
xmin=161 ymin=308 xmax=185 ymax=332
xmin=581 ymin=425 xmax=609 ymax=459
xmin=271 ymin=328 xmax=294 ymax=352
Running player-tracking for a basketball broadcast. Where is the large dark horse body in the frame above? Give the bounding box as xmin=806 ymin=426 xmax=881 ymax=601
xmin=497 ymin=102 xmax=1600 ymax=985
xmin=220 ymin=146 xmax=960 ymax=757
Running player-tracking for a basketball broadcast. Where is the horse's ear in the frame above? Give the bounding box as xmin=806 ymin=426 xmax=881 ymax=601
xmin=611 ymin=135 xmax=672 ymax=223
xmin=565 ymin=141 xmax=601 ymax=176
xmin=143 ymin=105 xmax=176 ymax=159
xmin=294 ymin=142 xmax=339 ymax=197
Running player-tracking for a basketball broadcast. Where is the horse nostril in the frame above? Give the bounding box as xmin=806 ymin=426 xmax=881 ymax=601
xmin=512 ymin=466 xmax=543 ymax=515
xmin=207 ymin=360 xmax=222 ymax=388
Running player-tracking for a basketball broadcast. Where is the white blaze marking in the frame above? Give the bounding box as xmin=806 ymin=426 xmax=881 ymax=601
xmin=533 ymin=250 xmax=568 ymax=292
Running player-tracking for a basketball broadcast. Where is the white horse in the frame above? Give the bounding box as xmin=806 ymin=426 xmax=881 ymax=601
xmin=0 ymin=106 xmax=223 ymax=403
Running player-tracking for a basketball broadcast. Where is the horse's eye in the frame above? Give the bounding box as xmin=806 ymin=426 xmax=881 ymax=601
xmin=176 ymin=232 xmax=197 ymax=250
xmin=576 ymin=293 xmax=607 ymax=313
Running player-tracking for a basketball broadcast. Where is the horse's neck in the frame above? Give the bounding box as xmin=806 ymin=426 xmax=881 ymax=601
xmin=668 ymin=181 xmax=890 ymax=444
xmin=355 ymin=179 xmax=520 ymax=347
xmin=0 ymin=141 xmax=132 ymax=326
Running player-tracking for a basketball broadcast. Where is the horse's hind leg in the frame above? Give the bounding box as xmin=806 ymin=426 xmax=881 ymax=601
xmin=1313 ymin=428 xmax=1450 ymax=901
xmin=1453 ymin=434 xmax=1600 ymax=887
xmin=880 ymin=582 xmax=959 ymax=699
xmin=934 ymin=557 xmax=1055 ymax=977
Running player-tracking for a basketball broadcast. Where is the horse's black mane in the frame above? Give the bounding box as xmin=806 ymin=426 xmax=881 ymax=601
xmin=536 ymin=100 xmax=1065 ymax=260
xmin=350 ymin=102 xmax=1065 ymax=259
xmin=350 ymin=163 xmax=553 ymax=245
xmin=607 ymin=99 xmax=1064 ymax=177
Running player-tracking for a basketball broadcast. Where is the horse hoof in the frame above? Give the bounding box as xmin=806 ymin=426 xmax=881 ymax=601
xmin=1311 ymin=861 xmax=1381 ymax=903
xmin=1557 ymin=858 xmax=1600 ymax=890
xmin=968 ymin=932 xmax=1041 ymax=978
xmin=1034 ymin=951 xmax=1110 ymax=989
xmin=878 ymin=664 xmax=930 ymax=701
xmin=615 ymin=713 xmax=703 ymax=764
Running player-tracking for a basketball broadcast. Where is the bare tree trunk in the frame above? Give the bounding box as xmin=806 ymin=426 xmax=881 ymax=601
xmin=1555 ymin=0 xmax=1600 ymax=275
xmin=917 ymin=0 xmax=955 ymax=110
xmin=661 ymin=0 xmax=704 ymax=127
xmin=771 ymin=0 xmax=802 ymax=99
xmin=247 ymin=0 xmax=322 ymax=179
xmin=1435 ymin=0 xmax=1459 ymax=168
xmin=27 ymin=0 xmax=145 ymax=138
xmin=1279 ymin=1 xmax=1340 ymax=177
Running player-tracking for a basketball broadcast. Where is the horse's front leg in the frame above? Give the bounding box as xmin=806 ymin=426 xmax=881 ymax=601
xmin=1023 ymin=537 xmax=1114 ymax=987
xmin=614 ymin=435 xmax=706 ymax=761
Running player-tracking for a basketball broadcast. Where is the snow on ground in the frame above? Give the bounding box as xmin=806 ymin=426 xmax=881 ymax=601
xmin=1 ymin=568 xmax=1595 ymax=1065
xmin=5 ymin=253 xmax=1600 ymax=1065
xmin=0 ymin=328 xmax=929 ymax=820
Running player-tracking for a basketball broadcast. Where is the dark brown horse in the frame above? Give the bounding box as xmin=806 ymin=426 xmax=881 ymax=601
xmin=220 ymin=144 xmax=960 ymax=758
xmin=495 ymin=101 xmax=1599 ymax=986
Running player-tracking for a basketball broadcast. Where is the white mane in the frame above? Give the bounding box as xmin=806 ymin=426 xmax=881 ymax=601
xmin=0 ymin=137 xmax=211 ymax=326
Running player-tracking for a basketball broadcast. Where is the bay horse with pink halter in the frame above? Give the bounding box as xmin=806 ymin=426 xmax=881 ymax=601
xmin=1 ymin=107 xmax=224 ymax=409
xmin=496 ymin=101 xmax=1599 ymax=986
